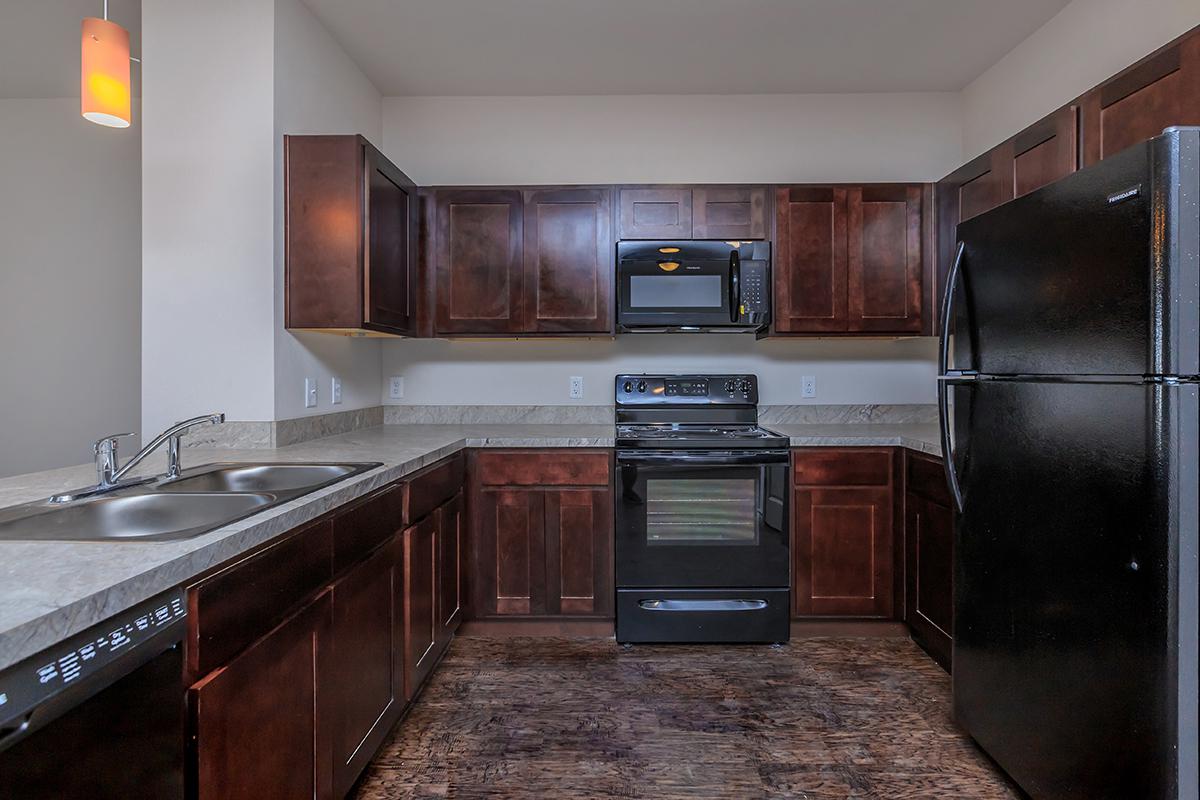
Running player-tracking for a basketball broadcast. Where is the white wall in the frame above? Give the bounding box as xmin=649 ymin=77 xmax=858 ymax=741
xmin=382 ymin=337 xmax=939 ymax=407
xmin=141 ymin=0 xmax=276 ymax=436
xmin=0 ymin=99 xmax=141 ymax=477
xmin=272 ymin=0 xmax=383 ymax=420
xmin=962 ymin=0 xmax=1200 ymax=159
xmin=381 ymin=92 xmax=964 ymax=185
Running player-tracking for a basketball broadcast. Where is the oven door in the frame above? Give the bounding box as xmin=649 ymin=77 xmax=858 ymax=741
xmin=615 ymin=449 xmax=790 ymax=588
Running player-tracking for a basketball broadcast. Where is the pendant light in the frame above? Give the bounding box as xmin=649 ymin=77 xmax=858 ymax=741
xmin=81 ymin=1 xmax=137 ymax=128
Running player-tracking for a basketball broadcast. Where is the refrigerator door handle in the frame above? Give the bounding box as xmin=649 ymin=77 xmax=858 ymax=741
xmin=937 ymin=377 xmax=966 ymax=513
xmin=938 ymin=241 xmax=966 ymax=378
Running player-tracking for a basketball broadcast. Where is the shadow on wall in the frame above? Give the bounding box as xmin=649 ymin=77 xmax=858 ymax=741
xmin=380 ymin=335 xmax=939 ymax=406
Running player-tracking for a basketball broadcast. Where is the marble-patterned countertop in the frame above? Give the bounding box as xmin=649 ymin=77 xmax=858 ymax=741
xmin=0 ymin=421 xmax=941 ymax=671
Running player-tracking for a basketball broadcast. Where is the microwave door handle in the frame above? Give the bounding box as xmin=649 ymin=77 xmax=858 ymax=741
xmin=729 ymin=249 xmax=741 ymax=322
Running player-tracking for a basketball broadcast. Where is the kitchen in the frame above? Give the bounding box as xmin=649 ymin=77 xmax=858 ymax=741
xmin=0 ymin=1 xmax=1197 ymax=798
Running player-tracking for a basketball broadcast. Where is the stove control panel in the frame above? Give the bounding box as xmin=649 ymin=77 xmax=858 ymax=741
xmin=615 ymin=374 xmax=758 ymax=405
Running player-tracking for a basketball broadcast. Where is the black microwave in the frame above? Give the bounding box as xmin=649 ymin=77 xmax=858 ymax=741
xmin=616 ymin=240 xmax=770 ymax=333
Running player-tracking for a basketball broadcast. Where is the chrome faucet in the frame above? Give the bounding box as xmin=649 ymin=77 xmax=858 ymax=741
xmin=52 ymin=413 xmax=226 ymax=503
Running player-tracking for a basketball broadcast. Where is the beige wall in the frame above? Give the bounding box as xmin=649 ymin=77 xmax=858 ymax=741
xmin=0 ymin=99 xmax=141 ymax=477
xmin=380 ymin=92 xmax=964 ymax=186
xmin=962 ymin=0 xmax=1200 ymax=159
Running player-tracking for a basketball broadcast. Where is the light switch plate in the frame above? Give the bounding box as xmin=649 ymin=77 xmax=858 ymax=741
xmin=801 ymin=375 xmax=817 ymax=399
xmin=388 ymin=376 xmax=405 ymax=400
xmin=304 ymin=377 xmax=318 ymax=408
xmin=569 ymin=376 xmax=584 ymax=399
xmin=331 ymin=377 xmax=343 ymax=405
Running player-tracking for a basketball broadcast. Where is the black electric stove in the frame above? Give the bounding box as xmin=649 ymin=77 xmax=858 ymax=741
xmin=613 ymin=374 xmax=791 ymax=644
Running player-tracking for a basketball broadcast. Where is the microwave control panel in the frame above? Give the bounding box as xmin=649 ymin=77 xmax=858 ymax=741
xmin=739 ymin=262 xmax=769 ymax=314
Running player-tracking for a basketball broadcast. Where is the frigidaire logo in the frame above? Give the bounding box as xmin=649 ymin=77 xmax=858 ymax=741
xmin=1107 ymin=185 xmax=1141 ymax=205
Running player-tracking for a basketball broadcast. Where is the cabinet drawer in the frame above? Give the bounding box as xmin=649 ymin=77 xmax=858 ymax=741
xmin=905 ymin=452 xmax=951 ymax=504
xmin=333 ymin=482 xmax=406 ymax=574
xmin=188 ymin=518 xmax=333 ymax=677
xmin=404 ymin=452 xmax=465 ymax=523
xmin=476 ymin=450 xmax=611 ymax=487
xmin=792 ymin=448 xmax=892 ymax=486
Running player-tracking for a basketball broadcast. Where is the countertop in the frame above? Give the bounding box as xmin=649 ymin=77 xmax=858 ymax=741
xmin=0 ymin=422 xmax=941 ymax=671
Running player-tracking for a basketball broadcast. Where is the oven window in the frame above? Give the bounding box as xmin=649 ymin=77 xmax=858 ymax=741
xmin=645 ymin=479 xmax=758 ymax=545
xmin=629 ymin=275 xmax=722 ymax=308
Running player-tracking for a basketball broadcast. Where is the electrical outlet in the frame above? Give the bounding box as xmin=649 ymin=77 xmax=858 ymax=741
xmin=304 ymin=377 xmax=318 ymax=408
xmin=569 ymin=376 xmax=584 ymax=399
xmin=801 ymin=375 xmax=817 ymax=399
xmin=331 ymin=377 xmax=343 ymax=405
xmin=388 ymin=376 xmax=405 ymax=400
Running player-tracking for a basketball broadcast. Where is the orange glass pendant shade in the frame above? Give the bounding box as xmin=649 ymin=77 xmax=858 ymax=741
xmin=81 ymin=17 xmax=131 ymax=128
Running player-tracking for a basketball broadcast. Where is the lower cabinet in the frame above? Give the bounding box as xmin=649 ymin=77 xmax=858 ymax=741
xmin=470 ymin=450 xmax=614 ymax=620
xmin=329 ymin=537 xmax=405 ymax=797
xmin=186 ymin=454 xmax=465 ymax=800
xmin=903 ymin=451 xmax=955 ymax=671
xmin=791 ymin=448 xmax=897 ymax=618
xmin=189 ymin=590 xmax=334 ymax=800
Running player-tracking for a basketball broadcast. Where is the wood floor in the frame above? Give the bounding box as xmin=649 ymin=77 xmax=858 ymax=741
xmin=354 ymin=636 xmax=1023 ymax=799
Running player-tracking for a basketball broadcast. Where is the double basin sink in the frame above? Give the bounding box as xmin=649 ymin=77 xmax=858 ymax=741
xmin=0 ymin=462 xmax=381 ymax=542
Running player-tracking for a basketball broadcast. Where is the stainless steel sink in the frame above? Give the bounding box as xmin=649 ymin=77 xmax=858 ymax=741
xmin=0 ymin=462 xmax=381 ymax=542
xmin=157 ymin=464 xmax=364 ymax=494
xmin=0 ymin=492 xmax=276 ymax=542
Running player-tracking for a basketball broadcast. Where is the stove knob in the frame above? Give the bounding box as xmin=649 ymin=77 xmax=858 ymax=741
xmin=637 ymin=380 xmax=647 ymax=393
xmin=739 ymin=378 xmax=753 ymax=393
xmin=724 ymin=379 xmax=737 ymax=393
xmin=622 ymin=381 xmax=633 ymax=393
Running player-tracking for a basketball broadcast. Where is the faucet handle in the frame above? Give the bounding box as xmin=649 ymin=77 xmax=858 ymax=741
xmin=93 ymin=432 xmax=136 ymax=455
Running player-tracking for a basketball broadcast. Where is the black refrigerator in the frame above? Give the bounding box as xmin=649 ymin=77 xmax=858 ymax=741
xmin=940 ymin=127 xmax=1199 ymax=800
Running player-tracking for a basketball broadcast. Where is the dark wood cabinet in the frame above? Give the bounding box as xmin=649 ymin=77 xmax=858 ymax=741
xmin=329 ymin=537 xmax=404 ymax=797
xmin=791 ymin=449 xmax=896 ymax=618
xmin=1011 ymin=105 xmax=1078 ymax=199
xmin=433 ymin=189 xmax=525 ymax=335
xmin=189 ymin=591 xmax=333 ymax=800
xmin=775 ymin=185 xmax=927 ymax=335
xmin=617 ymin=187 xmax=692 ymax=239
xmin=436 ymin=492 xmax=465 ymax=647
xmin=470 ymin=450 xmax=614 ymax=620
xmin=285 ymin=134 xmax=418 ymax=337
xmin=1080 ymin=30 xmax=1200 ymax=167
xmin=523 ymin=187 xmax=613 ymax=333
xmin=903 ymin=452 xmax=955 ymax=672
xmin=693 ymin=186 xmax=769 ymax=239
xmin=403 ymin=513 xmax=439 ymax=693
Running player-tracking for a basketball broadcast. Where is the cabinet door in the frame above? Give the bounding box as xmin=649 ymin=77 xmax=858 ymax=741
xmin=692 ymin=186 xmax=768 ymax=239
xmin=1012 ymin=106 xmax=1078 ymax=198
xmin=436 ymin=492 xmax=464 ymax=645
xmin=363 ymin=142 xmax=417 ymax=333
xmin=1080 ymin=31 xmax=1200 ymax=166
xmin=190 ymin=591 xmax=333 ymax=800
xmin=617 ymin=187 xmax=692 ymax=239
xmin=403 ymin=514 xmax=439 ymax=694
xmin=774 ymin=187 xmax=848 ymax=333
xmin=793 ymin=486 xmax=893 ymax=617
xmin=474 ymin=489 xmax=547 ymax=617
xmin=523 ymin=187 xmax=613 ymax=333
xmin=544 ymin=489 xmax=613 ymax=617
xmin=846 ymin=186 xmax=923 ymax=333
xmin=905 ymin=492 xmax=954 ymax=671
xmin=434 ymin=189 xmax=524 ymax=334
xmin=329 ymin=538 xmax=404 ymax=797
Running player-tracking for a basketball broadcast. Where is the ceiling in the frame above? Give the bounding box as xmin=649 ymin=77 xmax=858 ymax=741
xmin=301 ymin=0 xmax=1071 ymax=96
xmin=0 ymin=0 xmax=140 ymax=99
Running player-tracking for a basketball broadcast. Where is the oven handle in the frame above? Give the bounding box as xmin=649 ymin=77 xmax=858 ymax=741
xmin=639 ymin=599 xmax=768 ymax=612
xmin=616 ymin=449 xmax=790 ymax=466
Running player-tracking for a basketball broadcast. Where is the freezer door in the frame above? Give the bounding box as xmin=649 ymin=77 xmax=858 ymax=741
xmin=951 ymin=379 xmax=1197 ymax=799
xmin=951 ymin=129 xmax=1199 ymax=378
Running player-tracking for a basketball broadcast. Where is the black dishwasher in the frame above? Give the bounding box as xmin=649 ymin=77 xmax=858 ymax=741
xmin=0 ymin=588 xmax=186 ymax=799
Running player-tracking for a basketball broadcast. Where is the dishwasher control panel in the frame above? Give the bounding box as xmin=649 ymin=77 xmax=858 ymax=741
xmin=0 ymin=588 xmax=186 ymax=725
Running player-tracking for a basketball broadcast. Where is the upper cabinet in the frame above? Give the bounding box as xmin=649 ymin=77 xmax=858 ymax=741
xmin=617 ymin=185 xmax=769 ymax=240
xmin=1080 ymin=32 xmax=1200 ymax=166
xmin=775 ymin=184 xmax=929 ymax=335
xmin=285 ymin=135 xmax=418 ymax=337
xmin=431 ymin=187 xmax=613 ymax=336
